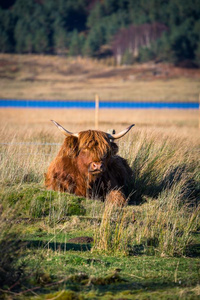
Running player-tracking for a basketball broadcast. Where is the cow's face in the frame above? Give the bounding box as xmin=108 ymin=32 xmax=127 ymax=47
xmin=76 ymin=131 xmax=117 ymax=180
xmin=77 ymin=149 xmax=106 ymax=178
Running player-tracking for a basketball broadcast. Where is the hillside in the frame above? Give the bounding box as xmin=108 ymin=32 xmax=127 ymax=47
xmin=0 ymin=54 xmax=200 ymax=102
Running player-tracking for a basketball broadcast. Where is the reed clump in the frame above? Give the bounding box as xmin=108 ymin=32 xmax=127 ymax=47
xmin=93 ymin=200 xmax=131 ymax=255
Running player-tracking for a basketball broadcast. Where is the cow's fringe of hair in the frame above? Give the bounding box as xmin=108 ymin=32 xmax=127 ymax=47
xmin=78 ymin=130 xmax=114 ymax=159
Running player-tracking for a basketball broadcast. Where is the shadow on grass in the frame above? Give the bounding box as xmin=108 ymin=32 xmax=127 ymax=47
xmin=0 ymin=235 xmax=27 ymax=287
xmin=185 ymin=243 xmax=200 ymax=257
xmin=25 ymin=238 xmax=200 ymax=257
xmin=26 ymin=239 xmax=92 ymax=251
xmin=15 ymin=277 xmax=198 ymax=298
xmin=94 ymin=281 xmax=179 ymax=294
xmin=185 ymin=232 xmax=200 ymax=257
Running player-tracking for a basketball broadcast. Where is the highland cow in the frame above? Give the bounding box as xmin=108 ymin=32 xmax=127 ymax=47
xmin=45 ymin=120 xmax=134 ymax=206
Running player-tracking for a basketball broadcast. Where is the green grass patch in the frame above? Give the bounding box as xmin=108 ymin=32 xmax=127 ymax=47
xmin=0 ymin=185 xmax=86 ymax=220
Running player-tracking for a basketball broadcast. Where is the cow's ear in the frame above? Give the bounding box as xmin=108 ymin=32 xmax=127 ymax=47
xmin=63 ymin=136 xmax=79 ymax=157
xmin=111 ymin=142 xmax=118 ymax=155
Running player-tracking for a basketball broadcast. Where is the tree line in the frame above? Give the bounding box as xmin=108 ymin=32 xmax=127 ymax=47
xmin=0 ymin=0 xmax=200 ymax=66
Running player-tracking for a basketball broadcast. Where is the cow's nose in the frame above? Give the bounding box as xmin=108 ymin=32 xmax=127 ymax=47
xmin=90 ymin=162 xmax=105 ymax=172
xmin=91 ymin=162 xmax=98 ymax=170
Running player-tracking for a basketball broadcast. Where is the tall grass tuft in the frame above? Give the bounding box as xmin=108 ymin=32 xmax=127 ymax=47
xmin=93 ymin=201 xmax=131 ymax=255
xmin=93 ymin=178 xmax=199 ymax=257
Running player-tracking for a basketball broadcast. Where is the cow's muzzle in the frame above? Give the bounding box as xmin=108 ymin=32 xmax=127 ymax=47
xmin=89 ymin=162 xmax=105 ymax=174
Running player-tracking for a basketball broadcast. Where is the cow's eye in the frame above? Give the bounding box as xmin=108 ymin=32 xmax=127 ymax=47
xmin=102 ymin=152 xmax=110 ymax=160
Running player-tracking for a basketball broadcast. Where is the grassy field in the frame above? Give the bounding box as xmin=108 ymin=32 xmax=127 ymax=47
xmin=0 ymin=54 xmax=200 ymax=102
xmin=0 ymin=107 xmax=199 ymax=299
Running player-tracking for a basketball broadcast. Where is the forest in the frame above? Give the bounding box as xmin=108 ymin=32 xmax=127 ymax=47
xmin=0 ymin=0 xmax=200 ymax=66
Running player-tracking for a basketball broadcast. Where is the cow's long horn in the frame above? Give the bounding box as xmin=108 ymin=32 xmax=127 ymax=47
xmin=107 ymin=124 xmax=135 ymax=140
xmin=51 ymin=120 xmax=79 ymax=137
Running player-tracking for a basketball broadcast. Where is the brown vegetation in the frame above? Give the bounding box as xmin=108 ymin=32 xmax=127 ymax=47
xmin=0 ymin=54 xmax=200 ymax=101
xmin=0 ymin=108 xmax=198 ymax=142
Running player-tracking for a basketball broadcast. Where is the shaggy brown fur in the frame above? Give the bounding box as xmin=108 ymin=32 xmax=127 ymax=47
xmin=45 ymin=130 xmax=132 ymax=206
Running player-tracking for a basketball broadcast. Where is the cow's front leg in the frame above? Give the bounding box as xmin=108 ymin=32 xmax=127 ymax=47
xmin=106 ymin=190 xmax=127 ymax=207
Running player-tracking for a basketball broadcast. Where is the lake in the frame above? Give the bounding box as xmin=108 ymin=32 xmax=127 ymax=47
xmin=0 ymin=99 xmax=198 ymax=109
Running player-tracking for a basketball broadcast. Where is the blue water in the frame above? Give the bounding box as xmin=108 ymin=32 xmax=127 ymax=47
xmin=0 ymin=99 xmax=198 ymax=109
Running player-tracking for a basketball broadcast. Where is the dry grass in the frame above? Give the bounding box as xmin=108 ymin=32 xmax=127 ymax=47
xmin=0 ymin=108 xmax=199 ymax=139
xmin=0 ymin=54 xmax=200 ymax=101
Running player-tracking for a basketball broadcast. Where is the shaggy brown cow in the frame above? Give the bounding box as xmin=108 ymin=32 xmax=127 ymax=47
xmin=45 ymin=121 xmax=134 ymax=206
